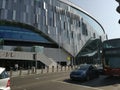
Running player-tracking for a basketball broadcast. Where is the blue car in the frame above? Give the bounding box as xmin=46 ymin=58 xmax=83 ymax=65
xmin=70 ymin=64 xmax=99 ymax=81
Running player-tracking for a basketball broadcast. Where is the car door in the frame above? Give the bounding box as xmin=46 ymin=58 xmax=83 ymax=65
xmin=88 ymin=66 xmax=96 ymax=79
xmin=0 ymin=70 xmax=10 ymax=89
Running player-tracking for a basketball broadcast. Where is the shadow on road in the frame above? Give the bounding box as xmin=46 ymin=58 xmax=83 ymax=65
xmin=63 ymin=75 xmax=120 ymax=87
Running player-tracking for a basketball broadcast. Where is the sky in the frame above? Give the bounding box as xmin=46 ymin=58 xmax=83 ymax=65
xmin=70 ymin=0 xmax=120 ymax=39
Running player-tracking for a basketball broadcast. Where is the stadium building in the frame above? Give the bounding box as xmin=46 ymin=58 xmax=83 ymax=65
xmin=0 ymin=0 xmax=107 ymax=70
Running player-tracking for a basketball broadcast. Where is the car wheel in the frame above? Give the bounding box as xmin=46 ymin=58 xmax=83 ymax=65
xmin=86 ymin=75 xmax=90 ymax=81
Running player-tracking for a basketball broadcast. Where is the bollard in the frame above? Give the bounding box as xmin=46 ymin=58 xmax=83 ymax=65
xmin=28 ymin=66 xmax=30 ymax=75
xmin=31 ymin=67 xmax=34 ymax=74
xmin=61 ymin=66 xmax=63 ymax=71
xmin=71 ymin=65 xmax=73 ymax=70
xmin=52 ymin=66 xmax=54 ymax=72
xmin=28 ymin=68 xmax=30 ymax=75
xmin=57 ymin=66 xmax=59 ymax=72
xmin=41 ymin=66 xmax=43 ymax=74
xmin=65 ymin=66 xmax=66 ymax=71
xmin=47 ymin=66 xmax=49 ymax=73
xmin=35 ymin=68 xmax=37 ymax=74
xmin=10 ymin=67 xmax=13 ymax=78
xmin=73 ymin=65 xmax=75 ymax=69
xmin=19 ymin=67 xmax=22 ymax=76
xmin=68 ymin=66 xmax=70 ymax=71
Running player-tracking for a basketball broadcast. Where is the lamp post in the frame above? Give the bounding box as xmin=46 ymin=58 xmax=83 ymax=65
xmin=0 ymin=38 xmax=4 ymax=50
xmin=33 ymin=53 xmax=37 ymax=69
xmin=58 ymin=28 xmax=61 ymax=66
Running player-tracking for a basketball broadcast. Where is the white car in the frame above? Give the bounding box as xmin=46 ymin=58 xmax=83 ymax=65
xmin=0 ymin=67 xmax=10 ymax=90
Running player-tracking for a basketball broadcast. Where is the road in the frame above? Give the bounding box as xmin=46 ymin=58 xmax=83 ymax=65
xmin=11 ymin=71 xmax=120 ymax=90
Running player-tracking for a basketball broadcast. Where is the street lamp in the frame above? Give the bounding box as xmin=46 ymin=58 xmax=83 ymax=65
xmin=33 ymin=53 xmax=37 ymax=69
xmin=0 ymin=38 xmax=4 ymax=49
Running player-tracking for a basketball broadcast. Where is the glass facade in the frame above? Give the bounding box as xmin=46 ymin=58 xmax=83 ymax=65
xmin=0 ymin=26 xmax=50 ymax=43
xmin=0 ymin=0 xmax=107 ymax=57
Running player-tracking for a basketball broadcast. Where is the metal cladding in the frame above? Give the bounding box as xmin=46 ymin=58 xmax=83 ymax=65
xmin=0 ymin=0 xmax=107 ymax=56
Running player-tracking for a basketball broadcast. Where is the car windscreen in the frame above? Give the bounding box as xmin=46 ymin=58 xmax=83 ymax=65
xmin=0 ymin=70 xmax=9 ymax=79
xmin=78 ymin=65 xmax=90 ymax=70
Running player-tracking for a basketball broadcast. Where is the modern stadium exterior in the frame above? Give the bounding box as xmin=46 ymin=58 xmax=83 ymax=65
xmin=0 ymin=0 xmax=107 ymax=70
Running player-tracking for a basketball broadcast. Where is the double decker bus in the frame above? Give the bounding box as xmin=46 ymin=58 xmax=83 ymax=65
xmin=102 ymin=38 xmax=120 ymax=76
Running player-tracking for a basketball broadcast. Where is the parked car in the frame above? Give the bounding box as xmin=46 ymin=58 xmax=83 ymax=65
xmin=70 ymin=64 xmax=99 ymax=81
xmin=0 ymin=67 xmax=10 ymax=90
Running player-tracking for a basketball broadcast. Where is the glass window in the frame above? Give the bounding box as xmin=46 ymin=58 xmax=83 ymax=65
xmin=93 ymin=33 xmax=96 ymax=38
xmin=0 ymin=26 xmax=51 ymax=43
xmin=69 ymin=4 xmax=105 ymax=36
xmin=103 ymin=39 xmax=120 ymax=49
xmin=71 ymin=31 xmax=74 ymax=39
xmin=106 ymin=57 xmax=120 ymax=68
xmin=78 ymin=65 xmax=89 ymax=70
xmin=82 ymin=22 xmax=88 ymax=36
xmin=13 ymin=10 xmax=16 ymax=20
xmin=64 ymin=22 xmax=66 ymax=29
xmin=14 ymin=0 xmax=17 ymax=3
xmin=7 ymin=10 xmax=13 ymax=20
xmin=2 ymin=0 xmax=6 ymax=9
xmin=79 ymin=21 xmax=81 ymax=27
xmin=0 ymin=70 xmax=9 ymax=79
xmin=43 ymin=1 xmax=46 ymax=9
xmin=77 ymin=33 xmax=81 ymax=40
xmin=45 ymin=9 xmax=48 ymax=25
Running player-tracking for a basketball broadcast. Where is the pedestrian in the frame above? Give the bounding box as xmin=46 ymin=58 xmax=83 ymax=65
xmin=15 ymin=64 xmax=18 ymax=71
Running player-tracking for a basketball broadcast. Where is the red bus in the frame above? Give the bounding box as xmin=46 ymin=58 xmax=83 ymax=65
xmin=102 ymin=38 xmax=120 ymax=76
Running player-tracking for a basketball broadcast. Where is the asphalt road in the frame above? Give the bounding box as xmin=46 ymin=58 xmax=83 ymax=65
xmin=11 ymin=72 xmax=120 ymax=90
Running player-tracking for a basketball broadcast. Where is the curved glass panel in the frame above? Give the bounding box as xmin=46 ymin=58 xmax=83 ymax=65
xmin=80 ymin=12 xmax=104 ymax=35
xmin=0 ymin=26 xmax=51 ymax=43
xmin=71 ymin=7 xmax=105 ymax=36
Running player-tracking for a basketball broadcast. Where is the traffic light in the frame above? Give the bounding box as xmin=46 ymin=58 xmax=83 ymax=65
xmin=116 ymin=0 xmax=120 ymax=13
xmin=115 ymin=0 xmax=120 ymax=23
xmin=116 ymin=5 xmax=120 ymax=13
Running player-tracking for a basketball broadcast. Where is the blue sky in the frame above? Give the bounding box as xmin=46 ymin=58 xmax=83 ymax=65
xmin=70 ymin=0 xmax=120 ymax=39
